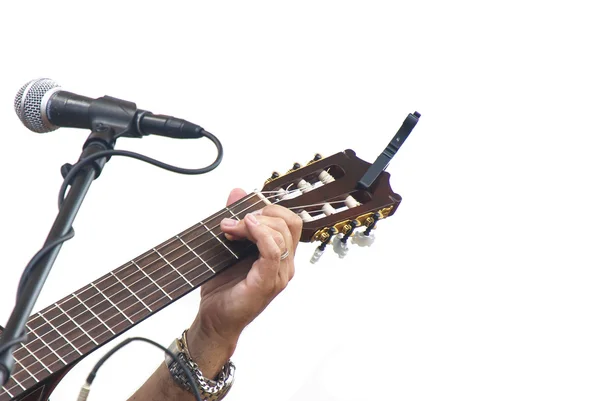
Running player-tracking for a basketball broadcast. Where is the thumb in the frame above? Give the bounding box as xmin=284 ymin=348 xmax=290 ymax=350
xmin=227 ymin=188 xmax=247 ymax=206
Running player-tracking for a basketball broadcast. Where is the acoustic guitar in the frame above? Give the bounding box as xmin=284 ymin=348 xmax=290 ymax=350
xmin=0 ymin=149 xmax=401 ymax=401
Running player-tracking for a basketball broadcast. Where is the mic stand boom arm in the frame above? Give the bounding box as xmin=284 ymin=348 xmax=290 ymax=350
xmin=0 ymin=122 xmax=121 ymax=386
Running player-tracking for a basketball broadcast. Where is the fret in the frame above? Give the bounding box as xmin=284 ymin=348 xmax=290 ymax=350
xmin=14 ymin=354 xmax=37 ymax=382
xmin=225 ymin=206 xmax=242 ymax=220
xmin=154 ymin=239 xmax=205 ymax=290
xmin=110 ymin=271 xmax=152 ymax=312
xmin=11 ymin=352 xmax=39 ymax=393
xmin=54 ymin=303 xmax=98 ymax=346
xmin=176 ymin=235 xmax=215 ymax=273
xmin=78 ymin=285 xmax=131 ymax=334
xmin=37 ymin=312 xmax=82 ymax=356
xmin=134 ymin=249 xmax=188 ymax=302
xmin=25 ymin=323 xmax=66 ymax=367
xmin=178 ymin=227 xmax=241 ymax=287
xmin=72 ymin=293 xmax=115 ymax=336
xmin=1 ymin=386 xmax=14 ymax=398
xmin=132 ymin=260 xmax=172 ymax=301
xmin=229 ymin=192 xmax=269 ymax=216
xmin=20 ymin=341 xmax=52 ymax=374
xmin=153 ymin=247 xmax=194 ymax=287
xmin=89 ymin=282 xmax=134 ymax=324
xmin=0 ymin=193 xmax=271 ymax=401
xmin=27 ymin=315 xmax=78 ymax=367
xmin=57 ymin=295 xmax=113 ymax=345
xmin=200 ymin=221 xmax=239 ymax=259
xmin=8 ymin=367 xmax=27 ymax=391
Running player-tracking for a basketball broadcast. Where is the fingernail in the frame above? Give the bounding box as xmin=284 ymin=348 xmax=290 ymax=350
xmin=246 ymin=213 xmax=259 ymax=226
xmin=221 ymin=218 xmax=238 ymax=227
xmin=251 ymin=209 xmax=263 ymax=215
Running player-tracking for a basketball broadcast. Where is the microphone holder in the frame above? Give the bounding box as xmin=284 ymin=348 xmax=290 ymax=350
xmin=0 ymin=123 xmax=120 ymax=387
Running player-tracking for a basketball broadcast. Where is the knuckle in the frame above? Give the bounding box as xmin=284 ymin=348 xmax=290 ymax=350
xmin=291 ymin=214 xmax=303 ymax=234
xmin=273 ymin=232 xmax=286 ymax=248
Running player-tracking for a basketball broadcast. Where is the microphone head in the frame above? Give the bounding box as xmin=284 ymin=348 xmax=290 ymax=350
xmin=14 ymin=78 xmax=62 ymax=133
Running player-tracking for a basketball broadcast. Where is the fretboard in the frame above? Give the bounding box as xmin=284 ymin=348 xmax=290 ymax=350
xmin=0 ymin=191 xmax=269 ymax=401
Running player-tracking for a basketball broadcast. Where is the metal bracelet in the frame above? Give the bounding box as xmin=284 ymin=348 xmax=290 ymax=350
xmin=165 ymin=330 xmax=235 ymax=400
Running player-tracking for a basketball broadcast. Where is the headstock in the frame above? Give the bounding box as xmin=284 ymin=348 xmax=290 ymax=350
xmin=261 ymin=149 xmax=402 ymax=262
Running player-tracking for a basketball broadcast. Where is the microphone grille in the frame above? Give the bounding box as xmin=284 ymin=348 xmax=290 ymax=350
xmin=14 ymin=78 xmax=61 ymax=133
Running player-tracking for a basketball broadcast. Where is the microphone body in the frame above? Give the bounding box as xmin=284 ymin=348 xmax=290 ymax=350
xmin=15 ymin=79 xmax=205 ymax=139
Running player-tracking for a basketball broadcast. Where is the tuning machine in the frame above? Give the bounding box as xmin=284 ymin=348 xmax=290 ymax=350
xmin=332 ymin=220 xmax=359 ymax=258
xmin=310 ymin=227 xmax=336 ymax=264
xmin=352 ymin=212 xmax=380 ymax=247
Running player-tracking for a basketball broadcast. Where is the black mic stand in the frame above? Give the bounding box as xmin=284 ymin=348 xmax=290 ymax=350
xmin=0 ymin=97 xmax=139 ymax=387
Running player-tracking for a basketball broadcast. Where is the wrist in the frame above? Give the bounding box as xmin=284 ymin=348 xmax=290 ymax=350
xmin=187 ymin=321 xmax=238 ymax=380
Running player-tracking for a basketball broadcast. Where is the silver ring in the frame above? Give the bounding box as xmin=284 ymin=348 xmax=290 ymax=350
xmin=280 ymin=248 xmax=290 ymax=261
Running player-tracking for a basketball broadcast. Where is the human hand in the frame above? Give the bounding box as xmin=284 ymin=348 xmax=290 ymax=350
xmin=186 ymin=188 xmax=302 ymax=378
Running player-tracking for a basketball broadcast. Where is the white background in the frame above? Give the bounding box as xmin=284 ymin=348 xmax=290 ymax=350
xmin=1 ymin=1 xmax=599 ymax=400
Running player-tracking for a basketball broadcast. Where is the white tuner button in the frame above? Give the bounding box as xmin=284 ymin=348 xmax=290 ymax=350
xmin=332 ymin=234 xmax=350 ymax=258
xmin=352 ymin=231 xmax=376 ymax=247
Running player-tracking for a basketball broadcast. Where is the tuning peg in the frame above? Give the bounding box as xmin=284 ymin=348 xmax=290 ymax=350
xmin=264 ymin=171 xmax=281 ymax=185
xmin=310 ymin=227 xmax=336 ymax=264
xmin=287 ymin=162 xmax=302 ymax=174
xmin=352 ymin=213 xmax=380 ymax=247
xmin=310 ymin=247 xmax=325 ymax=264
xmin=332 ymin=234 xmax=349 ymax=258
xmin=307 ymin=153 xmax=322 ymax=165
xmin=352 ymin=230 xmax=376 ymax=247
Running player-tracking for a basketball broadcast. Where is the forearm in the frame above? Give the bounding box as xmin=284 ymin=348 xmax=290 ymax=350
xmin=128 ymin=322 xmax=237 ymax=401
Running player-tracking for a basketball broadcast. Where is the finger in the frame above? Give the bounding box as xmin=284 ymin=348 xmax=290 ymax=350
xmin=220 ymin=214 xmax=293 ymax=253
xmin=227 ymin=188 xmax=247 ymax=206
xmin=243 ymin=214 xmax=286 ymax=293
xmin=261 ymin=205 xmax=303 ymax=251
xmin=224 ymin=188 xmax=247 ymax=240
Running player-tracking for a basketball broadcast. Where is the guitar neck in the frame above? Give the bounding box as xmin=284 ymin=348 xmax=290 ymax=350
xmin=0 ymin=192 xmax=268 ymax=401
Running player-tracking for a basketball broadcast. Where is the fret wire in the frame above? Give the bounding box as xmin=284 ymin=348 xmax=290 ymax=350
xmin=176 ymin=235 xmax=215 ymax=273
xmin=28 ymin=222 xmax=245 ymax=361
xmin=25 ymin=191 xmax=267 ymax=337
xmin=20 ymin=342 xmax=52 ymax=374
xmin=152 ymin=248 xmax=194 ymax=287
xmin=2 ymin=386 xmax=13 ymax=397
xmin=132 ymin=260 xmax=173 ymax=300
xmin=72 ymin=293 xmax=116 ymax=335
xmin=25 ymin=324 xmax=66 ymax=365
xmin=13 ymin=354 xmax=37 ymax=382
xmin=89 ymin=283 xmax=134 ymax=324
xmin=16 ymin=243 xmax=245 ymax=381
xmin=53 ymin=303 xmax=98 ymax=346
xmin=110 ymin=271 xmax=152 ymax=312
xmin=8 ymin=369 xmax=26 ymax=390
xmin=12 ymin=192 xmax=273 ymax=376
xmin=200 ymin=221 xmax=239 ymax=259
xmin=225 ymin=206 xmax=241 ymax=220
xmin=37 ymin=313 xmax=82 ymax=356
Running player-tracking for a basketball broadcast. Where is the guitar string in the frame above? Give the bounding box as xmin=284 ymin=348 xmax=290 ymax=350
xmin=24 ymin=186 xmax=338 ymax=343
xmin=19 ymin=195 xmax=352 ymax=367
xmin=13 ymin=192 xmax=281 ymax=351
xmin=0 ymin=243 xmax=255 ymax=395
xmin=2 ymin=197 xmax=272 ymax=393
xmin=10 ymin=194 xmax=351 ymax=380
xmin=6 ymin=189 xmax=315 ymax=383
xmin=22 ymin=190 xmax=294 ymax=333
xmin=7 ymin=193 xmax=357 ymax=389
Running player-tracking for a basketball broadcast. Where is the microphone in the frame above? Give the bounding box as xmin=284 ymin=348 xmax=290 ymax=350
xmin=14 ymin=78 xmax=206 ymax=139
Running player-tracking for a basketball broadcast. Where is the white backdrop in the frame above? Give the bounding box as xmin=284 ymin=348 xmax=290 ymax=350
xmin=1 ymin=1 xmax=599 ymax=400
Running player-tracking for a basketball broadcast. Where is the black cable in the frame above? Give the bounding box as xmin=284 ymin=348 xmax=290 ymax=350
xmin=3 ymin=130 xmax=222 ymax=390
xmin=58 ymin=130 xmax=223 ymax=207
xmin=81 ymin=337 xmax=202 ymax=401
xmin=16 ymin=229 xmax=75 ymax=300
xmin=0 ymin=335 xmax=28 ymax=355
